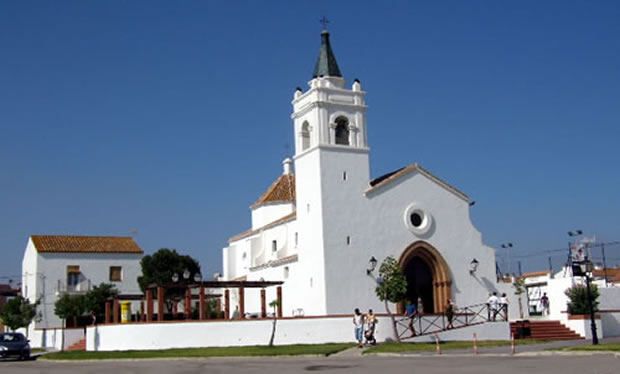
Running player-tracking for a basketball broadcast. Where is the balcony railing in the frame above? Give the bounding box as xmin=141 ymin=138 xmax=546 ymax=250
xmin=57 ymin=278 xmax=92 ymax=294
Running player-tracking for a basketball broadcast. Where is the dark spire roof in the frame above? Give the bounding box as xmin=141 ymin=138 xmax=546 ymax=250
xmin=312 ymin=30 xmax=342 ymax=78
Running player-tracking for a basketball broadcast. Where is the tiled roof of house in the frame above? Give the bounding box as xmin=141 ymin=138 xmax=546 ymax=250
xmin=366 ymin=163 xmax=470 ymax=202
xmin=593 ymin=267 xmax=620 ymax=283
xmin=251 ymin=174 xmax=295 ymax=208
xmin=31 ymin=235 xmax=143 ymax=254
xmin=520 ymin=271 xmax=551 ymax=278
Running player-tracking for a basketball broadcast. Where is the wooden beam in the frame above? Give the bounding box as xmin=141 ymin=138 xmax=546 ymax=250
xmin=224 ymin=289 xmax=230 ymax=320
xmin=146 ymin=290 xmax=153 ymax=322
xmin=157 ymin=286 xmax=165 ymax=322
xmin=185 ymin=288 xmax=192 ymax=320
xmin=199 ymin=285 xmax=206 ymax=320
xmin=239 ymin=287 xmax=245 ymax=318
xmin=113 ymin=298 xmax=119 ymax=324
xmin=276 ymin=286 xmax=283 ymax=318
xmin=260 ymin=288 xmax=266 ymax=318
xmin=104 ymin=300 xmax=111 ymax=324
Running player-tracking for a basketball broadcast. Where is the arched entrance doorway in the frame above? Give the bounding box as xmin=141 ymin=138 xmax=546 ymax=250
xmin=399 ymin=241 xmax=452 ymax=314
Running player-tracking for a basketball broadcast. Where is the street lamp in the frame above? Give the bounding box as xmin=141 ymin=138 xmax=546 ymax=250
xmin=367 ymin=256 xmax=378 ymax=275
xmin=568 ymin=231 xmax=598 ymax=345
xmin=171 ymin=273 xmax=179 ymax=283
xmin=182 ymin=269 xmax=191 ymax=281
xmin=193 ymin=272 xmax=202 ymax=283
xmin=469 ymin=258 xmax=479 ymax=275
xmin=568 ymin=230 xmax=583 ymax=237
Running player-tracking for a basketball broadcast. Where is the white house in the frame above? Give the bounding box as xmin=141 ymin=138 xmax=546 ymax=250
xmin=222 ymin=30 xmax=511 ymax=319
xmin=22 ymin=235 xmax=143 ymax=347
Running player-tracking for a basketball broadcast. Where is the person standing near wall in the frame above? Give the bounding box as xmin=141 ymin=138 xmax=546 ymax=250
xmin=499 ymin=293 xmax=509 ymax=321
xmin=540 ymin=293 xmax=550 ymax=316
xmin=353 ymin=308 xmax=365 ymax=348
xmin=404 ymin=300 xmax=417 ymax=337
xmin=487 ymin=292 xmax=499 ymax=321
xmin=445 ymin=299 xmax=455 ymax=329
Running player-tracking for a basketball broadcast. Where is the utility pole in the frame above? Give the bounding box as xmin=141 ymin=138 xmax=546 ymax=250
xmin=601 ymin=243 xmax=609 ymax=287
xmin=548 ymin=257 xmax=553 ymax=275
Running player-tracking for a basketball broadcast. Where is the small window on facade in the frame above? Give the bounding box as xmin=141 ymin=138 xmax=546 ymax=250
xmin=306 ymin=203 xmax=310 ymax=213
xmin=301 ymin=121 xmax=311 ymax=151
xmin=335 ymin=117 xmax=350 ymax=145
xmin=294 ymin=232 xmax=298 ymax=248
xmin=310 ymin=277 xmax=313 ymax=287
xmin=242 ymin=252 xmax=247 ymax=260
xmin=284 ymin=266 xmax=290 ymax=279
xmin=346 ymin=236 xmax=351 ymax=245
xmin=272 ymin=240 xmax=277 ymax=252
xmin=343 ymin=171 xmax=347 ymax=181
xmin=67 ymin=265 xmax=80 ymax=287
xmin=109 ymin=266 xmax=122 ymax=282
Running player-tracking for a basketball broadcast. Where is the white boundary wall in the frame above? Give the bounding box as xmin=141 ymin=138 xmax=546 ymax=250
xmin=19 ymin=327 xmax=84 ymax=350
xmin=86 ymin=316 xmax=510 ymax=351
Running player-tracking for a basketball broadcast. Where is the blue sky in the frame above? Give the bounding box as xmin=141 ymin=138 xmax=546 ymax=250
xmin=1 ymin=1 xmax=619 ymax=282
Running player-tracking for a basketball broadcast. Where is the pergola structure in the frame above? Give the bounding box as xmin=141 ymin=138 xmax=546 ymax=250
xmin=103 ymin=280 xmax=284 ymax=324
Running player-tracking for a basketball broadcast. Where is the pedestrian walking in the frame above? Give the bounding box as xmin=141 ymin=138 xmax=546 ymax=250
xmin=353 ymin=308 xmax=365 ymax=347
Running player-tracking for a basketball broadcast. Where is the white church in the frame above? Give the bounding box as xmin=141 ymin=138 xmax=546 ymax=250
xmin=223 ymin=29 xmax=506 ymax=318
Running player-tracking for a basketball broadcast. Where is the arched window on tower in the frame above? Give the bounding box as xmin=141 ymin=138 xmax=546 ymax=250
xmin=301 ymin=121 xmax=310 ymax=151
xmin=334 ymin=117 xmax=350 ymax=146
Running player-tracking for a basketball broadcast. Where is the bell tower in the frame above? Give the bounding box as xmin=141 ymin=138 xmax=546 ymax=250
xmin=290 ymin=28 xmax=371 ymax=315
xmin=291 ymin=30 xmax=369 ymax=155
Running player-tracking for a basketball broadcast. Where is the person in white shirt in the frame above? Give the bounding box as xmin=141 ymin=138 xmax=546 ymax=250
xmin=499 ymin=293 xmax=509 ymax=321
xmin=352 ymin=308 xmax=365 ymax=347
xmin=487 ymin=292 xmax=500 ymax=321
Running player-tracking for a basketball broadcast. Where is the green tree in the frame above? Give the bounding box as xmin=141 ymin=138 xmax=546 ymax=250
xmin=137 ymin=248 xmax=201 ymax=312
xmin=0 ymin=296 xmax=39 ymax=331
xmin=512 ymin=277 xmax=525 ymax=319
xmin=565 ymin=284 xmax=599 ymax=315
xmin=84 ymin=283 xmax=118 ymax=322
xmin=54 ymin=294 xmax=87 ymax=327
xmin=268 ymin=299 xmax=280 ymax=347
xmin=374 ymin=256 xmax=407 ymax=342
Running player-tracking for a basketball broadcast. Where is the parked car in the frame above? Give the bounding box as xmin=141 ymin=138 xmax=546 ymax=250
xmin=0 ymin=333 xmax=30 ymax=360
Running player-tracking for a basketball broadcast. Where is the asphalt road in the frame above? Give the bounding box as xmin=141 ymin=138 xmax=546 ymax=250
xmin=0 ymin=355 xmax=618 ymax=374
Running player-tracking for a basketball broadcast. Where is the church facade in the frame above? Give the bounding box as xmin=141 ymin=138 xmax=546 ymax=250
xmin=223 ymin=30 xmax=501 ymax=317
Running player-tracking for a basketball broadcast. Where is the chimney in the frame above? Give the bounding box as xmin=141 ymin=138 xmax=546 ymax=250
xmin=282 ymin=158 xmax=293 ymax=175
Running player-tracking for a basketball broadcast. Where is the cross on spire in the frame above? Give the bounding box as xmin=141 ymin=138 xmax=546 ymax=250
xmin=320 ymin=16 xmax=329 ymax=31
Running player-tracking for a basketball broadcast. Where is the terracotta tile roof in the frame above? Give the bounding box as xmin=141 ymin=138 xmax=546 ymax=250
xmin=31 ymin=235 xmax=143 ymax=254
xmin=366 ymin=163 xmax=470 ymax=202
xmin=520 ymin=271 xmax=551 ymax=278
xmin=229 ymin=212 xmax=297 ymax=243
xmin=593 ymin=268 xmax=620 ymax=283
xmin=252 ymin=174 xmax=295 ymax=208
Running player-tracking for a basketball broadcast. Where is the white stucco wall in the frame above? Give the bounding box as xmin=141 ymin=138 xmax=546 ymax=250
xmin=24 ymin=327 xmax=85 ymax=350
xmin=565 ymin=317 xmax=603 ymax=340
xmin=21 ymin=237 xmax=142 ymax=331
xmin=251 ymin=203 xmax=293 ymax=230
xmin=86 ymin=316 xmax=507 ymax=351
xmin=319 ymin=163 xmax=497 ymax=316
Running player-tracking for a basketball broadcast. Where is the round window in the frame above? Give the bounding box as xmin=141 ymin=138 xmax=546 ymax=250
xmin=403 ymin=203 xmax=433 ymax=236
xmin=410 ymin=212 xmax=423 ymax=227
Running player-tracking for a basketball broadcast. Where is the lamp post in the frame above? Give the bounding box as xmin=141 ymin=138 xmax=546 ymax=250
xmin=469 ymin=258 xmax=479 ymax=275
xmin=367 ymin=256 xmax=378 ymax=275
xmin=569 ymin=230 xmax=598 ymax=345
xmin=581 ymin=257 xmax=599 ymax=345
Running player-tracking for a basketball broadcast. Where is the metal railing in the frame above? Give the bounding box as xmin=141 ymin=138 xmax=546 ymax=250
xmin=395 ymin=303 xmax=508 ymax=339
xmin=57 ymin=278 xmax=92 ymax=294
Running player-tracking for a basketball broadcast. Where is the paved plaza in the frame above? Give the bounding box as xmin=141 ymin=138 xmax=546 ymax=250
xmin=0 ymin=354 xmax=618 ymax=374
